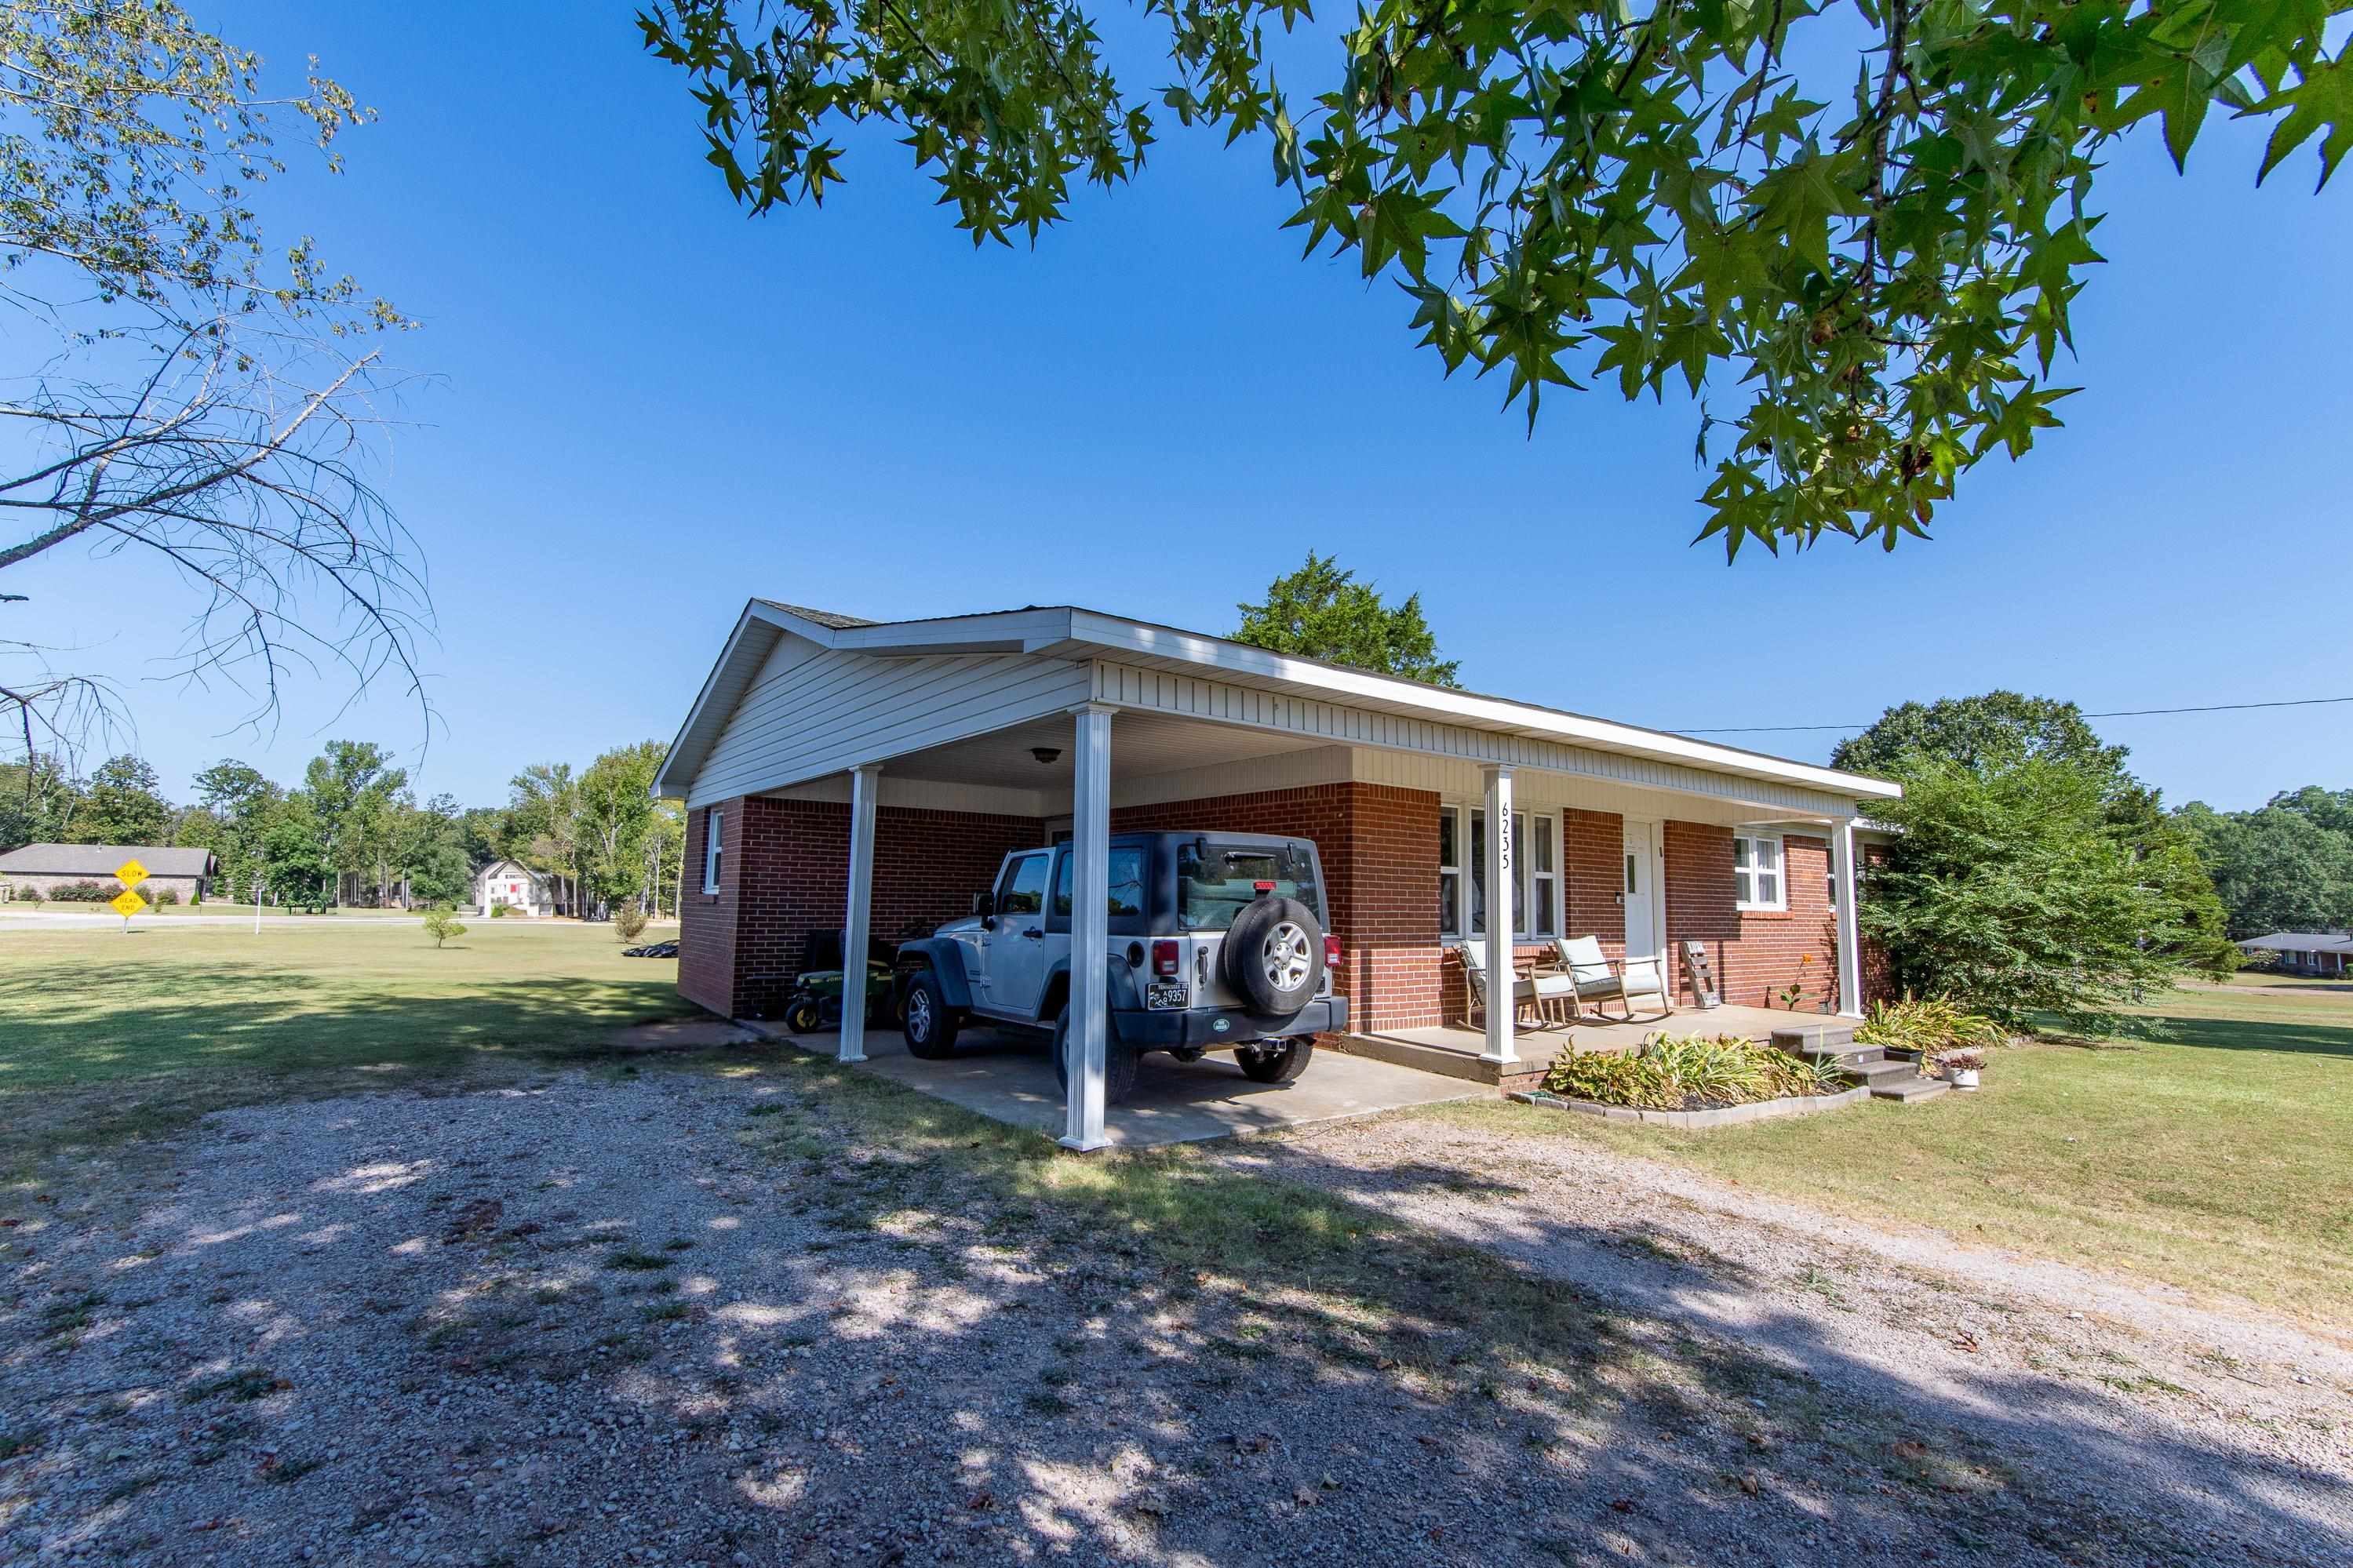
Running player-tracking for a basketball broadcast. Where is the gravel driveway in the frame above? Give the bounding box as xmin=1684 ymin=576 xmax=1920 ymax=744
xmin=3 ymin=1063 xmax=2348 ymax=1567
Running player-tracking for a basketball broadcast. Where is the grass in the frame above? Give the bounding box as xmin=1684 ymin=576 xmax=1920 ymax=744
xmin=1425 ymin=982 xmax=2353 ymax=1320
xmin=0 ymin=920 xmax=694 ymax=1166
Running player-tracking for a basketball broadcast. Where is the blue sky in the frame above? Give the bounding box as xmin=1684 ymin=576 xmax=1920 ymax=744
xmin=11 ymin=2 xmax=2348 ymax=812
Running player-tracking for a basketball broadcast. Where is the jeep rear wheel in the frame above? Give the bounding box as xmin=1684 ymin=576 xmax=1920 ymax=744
xmin=901 ymin=971 xmax=960 ymax=1059
xmin=1236 ymin=1038 xmax=1314 ymax=1084
xmin=1051 ymin=1004 xmax=1141 ymax=1107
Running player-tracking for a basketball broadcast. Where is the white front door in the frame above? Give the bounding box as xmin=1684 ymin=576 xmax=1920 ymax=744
xmin=1622 ymin=821 xmax=1661 ymax=962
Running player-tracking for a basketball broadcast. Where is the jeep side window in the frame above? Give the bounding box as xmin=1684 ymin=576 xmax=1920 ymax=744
xmin=996 ymin=853 xmax=1050 ymax=917
xmin=1051 ymin=847 xmax=1146 ymax=918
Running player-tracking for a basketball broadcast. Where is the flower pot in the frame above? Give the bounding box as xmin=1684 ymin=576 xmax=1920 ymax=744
xmin=1950 ymin=1067 xmax=1981 ymax=1091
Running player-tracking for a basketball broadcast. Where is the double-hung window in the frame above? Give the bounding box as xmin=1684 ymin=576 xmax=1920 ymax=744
xmin=702 ymin=809 xmax=723 ymax=893
xmin=1438 ymin=804 xmax=1561 ymax=940
xmin=1732 ymin=829 xmax=1783 ymax=912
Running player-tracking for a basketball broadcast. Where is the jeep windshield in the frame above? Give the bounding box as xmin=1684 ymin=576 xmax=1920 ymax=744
xmin=1176 ymin=841 xmax=1320 ymax=932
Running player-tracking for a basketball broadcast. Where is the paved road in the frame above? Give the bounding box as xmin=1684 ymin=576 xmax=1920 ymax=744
xmin=0 ymin=912 xmax=427 ymax=930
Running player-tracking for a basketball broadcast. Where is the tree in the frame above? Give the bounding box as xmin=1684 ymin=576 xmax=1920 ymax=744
xmin=1860 ymin=757 xmax=2223 ymax=1037
xmin=421 ymin=906 xmax=466 ymax=948
xmin=189 ymin=757 xmax=282 ymax=902
xmin=506 ymin=762 xmax=582 ymax=915
xmin=0 ymin=2 xmax=424 ymax=766
xmin=641 ymin=0 xmax=2350 ymax=556
xmin=1833 ymin=693 xmax=2129 ymax=780
xmin=1234 ymin=554 xmax=1459 ymax=686
xmin=73 ymin=754 xmax=169 ymax=844
xmin=259 ymin=798 xmax=334 ymax=910
xmin=2175 ymin=791 xmax=2353 ymax=938
xmin=301 ymin=740 xmax=407 ymax=902
xmin=0 ymin=751 xmax=81 ymax=847
xmin=579 ymin=741 xmax=670 ymax=915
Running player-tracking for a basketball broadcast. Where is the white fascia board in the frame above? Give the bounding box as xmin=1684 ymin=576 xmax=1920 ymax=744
xmin=652 ymin=602 xmax=779 ymax=799
xmin=1058 ymin=609 xmax=1901 ymax=802
xmin=825 ymin=607 xmax=1073 ymax=655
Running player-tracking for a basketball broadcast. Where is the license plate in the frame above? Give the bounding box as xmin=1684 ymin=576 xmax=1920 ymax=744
xmin=1147 ymin=981 xmax=1188 ymax=1010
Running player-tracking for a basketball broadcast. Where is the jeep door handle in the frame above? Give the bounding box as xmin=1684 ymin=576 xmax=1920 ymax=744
xmin=1019 ymin=927 xmax=1044 ymax=940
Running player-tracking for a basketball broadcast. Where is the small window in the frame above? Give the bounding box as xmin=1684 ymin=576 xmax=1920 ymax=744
xmin=996 ymin=853 xmax=1050 ymax=917
xmin=1441 ymin=803 xmax=1559 ymax=940
xmin=1529 ymin=813 xmax=1557 ymax=938
xmin=1733 ymin=831 xmax=1784 ymax=912
xmin=1053 ymin=847 xmax=1146 ymax=918
xmin=702 ymin=809 xmax=723 ymax=893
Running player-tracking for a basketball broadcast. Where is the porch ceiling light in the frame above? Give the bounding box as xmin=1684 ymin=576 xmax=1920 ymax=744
xmin=1030 ymin=747 xmax=1063 ymax=766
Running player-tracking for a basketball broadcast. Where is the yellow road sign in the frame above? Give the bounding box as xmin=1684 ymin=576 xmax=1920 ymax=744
xmin=114 ymin=857 xmax=149 ymax=888
xmin=110 ymin=888 xmax=148 ymax=919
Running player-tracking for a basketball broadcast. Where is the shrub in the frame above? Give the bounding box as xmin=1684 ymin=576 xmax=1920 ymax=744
xmin=153 ymin=886 xmax=180 ymax=906
xmin=1854 ymin=997 xmax=2008 ymax=1057
xmin=421 ymin=908 xmax=466 ymax=948
xmin=49 ymin=880 xmax=115 ymax=902
xmin=490 ymin=901 xmax=512 ymax=919
xmin=614 ymin=904 xmax=650 ymax=943
xmin=14 ymin=885 xmax=40 ymax=907
xmin=1540 ymin=1034 xmax=1842 ymax=1111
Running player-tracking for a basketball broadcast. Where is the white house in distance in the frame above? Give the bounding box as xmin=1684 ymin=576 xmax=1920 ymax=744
xmin=2236 ymin=930 xmax=2352 ymax=977
xmin=475 ymin=858 xmax=555 ymax=918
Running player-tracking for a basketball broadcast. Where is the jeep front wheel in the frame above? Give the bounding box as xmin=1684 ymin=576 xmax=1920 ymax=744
xmin=901 ymin=971 xmax=960 ymax=1059
xmin=1236 ymin=1039 xmax=1313 ymax=1084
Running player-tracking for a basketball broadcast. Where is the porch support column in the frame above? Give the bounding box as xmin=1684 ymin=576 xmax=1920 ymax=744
xmin=838 ymin=762 xmax=882 ymax=1064
xmin=1060 ymin=704 xmax=1116 ymax=1151
xmin=1481 ymin=765 xmax=1516 ymax=1065
xmin=1830 ymin=816 xmax=1863 ymax=1019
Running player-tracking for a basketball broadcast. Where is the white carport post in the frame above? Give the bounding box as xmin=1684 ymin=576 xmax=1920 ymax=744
xmin=838 ymin=762 xmax=882 ymax=1064
xmin=1830 ymin=816 xmax=1864 ymax=1019
xmin=1059 ymin=703 xmax=1115 ymax=1152
xmin=1481 ymin=765 xmax=1516 ymax=1066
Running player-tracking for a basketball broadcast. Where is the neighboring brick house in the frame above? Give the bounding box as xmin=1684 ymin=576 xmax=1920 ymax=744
xmin=0 ymin=843 xmax=216 ymax=904
xmin=655 ymin=602 xmax=1901 ymax=1067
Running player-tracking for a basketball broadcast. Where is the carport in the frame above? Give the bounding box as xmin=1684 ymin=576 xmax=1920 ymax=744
xmin=653 ymin=603 xmax=1900 ymax=1151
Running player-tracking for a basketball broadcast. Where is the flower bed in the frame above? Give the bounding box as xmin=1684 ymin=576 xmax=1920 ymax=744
xmin=1539 ymin=1032 xmax=1845 ymax=1112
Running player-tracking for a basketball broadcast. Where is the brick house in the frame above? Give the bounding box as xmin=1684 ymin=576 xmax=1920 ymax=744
xmin=0 ymin=843 xmax=217 ymax=904
xmin=654 ymin=602 xmax=1901 ymax=1147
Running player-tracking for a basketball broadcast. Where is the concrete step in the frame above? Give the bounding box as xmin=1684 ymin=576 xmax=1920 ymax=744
xmin=1868 ymin=1075 xmax=1951 ymax=1104
xmin=1769 ymin=1022 xmax=1859 ymax=1057
xmin=1843 ymin=1057 xmax=1919 ymax=1085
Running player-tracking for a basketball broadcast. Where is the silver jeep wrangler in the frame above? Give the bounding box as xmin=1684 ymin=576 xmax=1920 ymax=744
xmin=891 ymin=831 xmax=1346 ymax=1104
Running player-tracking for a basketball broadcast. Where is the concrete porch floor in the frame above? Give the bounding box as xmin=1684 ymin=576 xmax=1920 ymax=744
xmin=773 ymin=1023 xmax=1484 ymax=1148
xmin=1335 ymin=1004 xmax=1855 ymax=1089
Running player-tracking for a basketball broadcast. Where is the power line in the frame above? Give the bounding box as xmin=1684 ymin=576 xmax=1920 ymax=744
xmin=1670 ymin=694 xmax=2353 ymax=737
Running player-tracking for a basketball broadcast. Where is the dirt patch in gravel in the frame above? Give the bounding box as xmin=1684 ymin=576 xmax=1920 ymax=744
xmin=3 ymin=1057 xmax=2348 ymax=1567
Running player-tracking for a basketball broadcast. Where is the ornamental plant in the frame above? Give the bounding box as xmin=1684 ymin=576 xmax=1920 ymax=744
xmin=1542 ymin=1033 xmax=1842 ymax=1110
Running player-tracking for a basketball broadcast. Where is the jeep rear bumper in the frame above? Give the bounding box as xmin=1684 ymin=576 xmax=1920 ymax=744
xmin=1113 ymin=997 xmax=1348 ymax=1050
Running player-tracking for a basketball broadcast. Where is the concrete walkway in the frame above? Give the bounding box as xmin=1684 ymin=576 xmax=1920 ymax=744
xmin=784 ymin=1023 xmax=1481 ymax=1148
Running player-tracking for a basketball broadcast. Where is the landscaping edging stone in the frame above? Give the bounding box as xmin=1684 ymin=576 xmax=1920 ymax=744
xmin=1506 ymin=1084 xmax=1870 ymax=1129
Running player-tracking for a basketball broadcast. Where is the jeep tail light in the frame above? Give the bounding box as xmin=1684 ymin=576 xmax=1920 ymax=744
xmin=1152 ymin=939 xmax=1181 ymax=977
xmin=1323 ymin=934 xmax=1342 ymax=970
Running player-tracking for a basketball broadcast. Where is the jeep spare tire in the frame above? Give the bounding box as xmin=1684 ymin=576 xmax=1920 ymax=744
xmin=1222 ymin=895 xmax=1324 ymax=1015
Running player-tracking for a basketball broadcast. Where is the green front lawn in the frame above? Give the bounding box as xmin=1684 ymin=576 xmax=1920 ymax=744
xmin=0 ymin=921 xmax=695 ymax=1160
xmin=1428 ymin=984 xmax=2353 ymax=1320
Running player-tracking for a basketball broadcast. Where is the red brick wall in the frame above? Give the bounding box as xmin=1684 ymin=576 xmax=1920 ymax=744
xmin=1110 ymin=783 xmax=1447 ymax=1031
xmin=1662 ymin=820 xmax=1844 ymax=1012
xmin=678 ymin=795 xmax=1044 ymax=1020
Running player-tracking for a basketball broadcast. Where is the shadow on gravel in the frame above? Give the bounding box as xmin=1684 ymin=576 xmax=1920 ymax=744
xmin=3 ymin=1053 xmax=2345 ymax=1568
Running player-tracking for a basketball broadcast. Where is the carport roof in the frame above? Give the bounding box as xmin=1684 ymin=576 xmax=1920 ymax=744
xmin=657 ymin=599 xmax=1903 ymax=805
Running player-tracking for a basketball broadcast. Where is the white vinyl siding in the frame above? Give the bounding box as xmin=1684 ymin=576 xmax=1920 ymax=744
xmin=1734 ymin=830 xmax=1783 ymax=911
xmin=703 ymin=809 xmax=723 ymax=893
xmin=686 ymin=635 xmax=1095 ymax=808
xmin=1439 ymin=804 xmax=1561 ymax=940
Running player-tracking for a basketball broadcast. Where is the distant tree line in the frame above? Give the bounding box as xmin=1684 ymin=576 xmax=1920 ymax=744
xmin=0 ymin=741 xmax=685 ymax=918
xmin=2173 ymin=789 xmax=2353 ymax=940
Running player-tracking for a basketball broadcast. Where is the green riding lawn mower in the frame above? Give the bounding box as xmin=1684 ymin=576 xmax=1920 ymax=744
xmin=777 ymin=927 xmax=912 ymax=1035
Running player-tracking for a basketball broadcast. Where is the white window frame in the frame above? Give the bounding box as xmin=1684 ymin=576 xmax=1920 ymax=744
xmin=1438 ymin=802 xmax=1562 ymax=942
xmin=1733 ymin=828 xmax=1785 ymax=913
xmin=702 ymin=809 xmax=724 ymax=894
